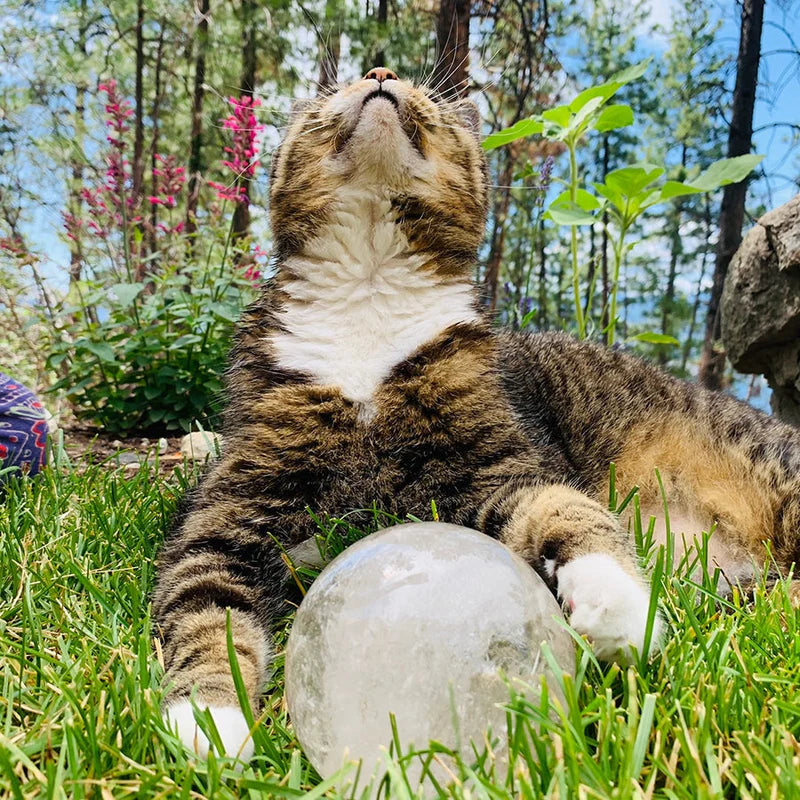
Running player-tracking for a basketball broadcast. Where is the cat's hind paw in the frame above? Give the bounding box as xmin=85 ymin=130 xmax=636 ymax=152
xmin=557 ymin=553 xmax=662 ymax=663
xmin=164 ymin=699 xmax=254 ymax=761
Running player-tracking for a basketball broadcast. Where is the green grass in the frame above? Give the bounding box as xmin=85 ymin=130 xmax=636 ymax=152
xmin=2 ymin=453 xmax=800 ymax=799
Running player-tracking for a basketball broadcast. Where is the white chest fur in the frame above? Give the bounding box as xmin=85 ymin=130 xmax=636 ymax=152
xmin=270 ymin=189 xmax=478 ymax=406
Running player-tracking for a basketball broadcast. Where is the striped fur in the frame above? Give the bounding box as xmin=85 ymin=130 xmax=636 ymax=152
xmin=154 ymin=73 xmax=800 ymax=758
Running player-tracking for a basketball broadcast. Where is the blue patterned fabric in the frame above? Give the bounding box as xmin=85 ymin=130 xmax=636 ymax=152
xmin=0 ymin=372 xmax=47 ymax=479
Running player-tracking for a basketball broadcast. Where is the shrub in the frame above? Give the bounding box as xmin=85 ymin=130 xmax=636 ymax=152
xmin=48 ymin=259 xmax=258 ymax=433
xmin=45 ymin=83 xmax=265 ymax=434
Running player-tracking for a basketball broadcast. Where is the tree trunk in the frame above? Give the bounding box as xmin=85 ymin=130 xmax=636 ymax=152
xmin=659 ymin=210 xmax=681 ymax=365
xmin=660 ymin=147 xmax=687 ymax=366
xmin=585 ymin=220 xmax=596 ymax=318
xmin=698 ymin=0 xmax=764 ymax=390
xmin=431 ymin=0 xmax=470 ymax=99
xmin=681 ymin=195 xmax=713 ymax=373
xmin=317 ymin=0 xmax=342 ymax=93
xmin=185 ymin=0 xmax=210 ymax=242
xmin=132 ymin=0 xmax=145 ymax=209
xmin=148 ymin=25 xmax=165 ymax=257
xmin=374 ymin=0 xmax=388 ymax=67
xmin=599 ymin=133 xmax=610 ymax=329
xmin=232 ymin=0 xmax=257 ymax=244
xmin=537 ymin=214 xmax=547 ymax=329
xmin=483 ymin=150 xmax=514 ymax=311
xmin=556 ymin=251 xmax=565 ymax=322
xmin=68 ymin=0 xmax=88 ymax=285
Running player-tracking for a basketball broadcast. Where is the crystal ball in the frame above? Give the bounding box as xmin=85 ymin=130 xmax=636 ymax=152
xmin=285 ymin=522 xmax=575 ymax=786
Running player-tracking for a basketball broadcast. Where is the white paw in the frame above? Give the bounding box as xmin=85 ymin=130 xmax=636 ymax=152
xmin=164 ymin=700 xmax=254 ymax=761
xmin=557 ymin=553 xmax=662 ymax=662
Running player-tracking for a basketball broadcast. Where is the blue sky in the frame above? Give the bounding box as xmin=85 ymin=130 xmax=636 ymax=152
xmin=13 ymin=0 xmax=800 ymax=291
xmin=649 ymin=0 xmax=799 ymax=208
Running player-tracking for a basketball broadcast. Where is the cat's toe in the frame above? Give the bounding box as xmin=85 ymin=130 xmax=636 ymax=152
xmin=557 ymin=553 xmax=662 ymax=662
xmin=164 ymin=699 xmax=254 ymax=761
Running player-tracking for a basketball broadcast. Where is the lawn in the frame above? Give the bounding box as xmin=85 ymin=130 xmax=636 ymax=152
xmin=1 ymin=446 xmax=799 ymax=799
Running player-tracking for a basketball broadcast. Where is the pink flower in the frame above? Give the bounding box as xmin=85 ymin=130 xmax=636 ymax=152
xmin=62 ymin=212 xmax=84 ymax=242
xmin=207 ymin=180 xmax=247 ymax=204
xmin=146 ymin=154 xmax=184 ymax=225
xmin=211 ymin=95 xmax=265 ymax=203
xmin=243 ymin=264 xmax=261 ymax=282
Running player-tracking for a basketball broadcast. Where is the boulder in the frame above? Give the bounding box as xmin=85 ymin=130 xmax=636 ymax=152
xmin=721 ymin=194 xmax=800 ymax=424
xmin=180 ymin=431 xmax=223 ymax=462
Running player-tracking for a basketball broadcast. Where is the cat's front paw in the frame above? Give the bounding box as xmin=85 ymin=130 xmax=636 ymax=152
xmin=164 ymin=699 xmax=254 ymax=761
xmin=557 ymin=553 xmax=662 ymax=663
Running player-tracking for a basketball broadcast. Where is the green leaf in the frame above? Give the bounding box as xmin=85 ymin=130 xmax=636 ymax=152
xmin=690 ymin=154 xmax=764 ymax=192
xmin=545 ymin=202 xmax=597 ymax=226
xmin=551 ymin=189 xmax=602 ymax=212
xmin=541 ymin=106 xmax=571 ymax=128
xmin=609 ymin=58 xmax=652 ymax=86
xmin=633 ymin=332 xmax=680 ymax=345
xmin=593 ymin=182 xmax=623 ymax=206
xmin=659 ymin=181 xmax=704 ymax=201
xmin=593 ymin=104 xmax=634 ymax=132
xmin=604 ymin=164 xmax=665 ymax=197
xmin=190 ymin=389 xmax=208 ymax=409
xmin=637 ymin=188 xmax=663 ymax=209
xmin=569 ymin=84 xmax=618 ymax=113
xmin=109 ymin=282 xmax=145 ymax=308
xmin=481 ymin=118 xmax=544 ymax=151
xmin=65 ymin=375 xmax=94 ymax=394
xmin=659 ymin=155 xmax=763 ymax=201
xmin=569 ymin=59 xmax=651 ymax=114
xmin=169 ymin=334 xmax=203 ymax=350
xmin=567 ymin=96 xmax=605 ymax=132
xmin=82 ymin=341 xmax=117 ymax=364
xmin=208 ymin=301 xmax=240 ymax=323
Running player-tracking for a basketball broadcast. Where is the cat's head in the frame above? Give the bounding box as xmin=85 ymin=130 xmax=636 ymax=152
xmin=269 ymin=68 xmax=488 ymax=272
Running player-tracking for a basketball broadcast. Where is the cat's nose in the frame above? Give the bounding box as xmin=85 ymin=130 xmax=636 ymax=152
xmin=364 ymin=67 xmax=399 ymax=83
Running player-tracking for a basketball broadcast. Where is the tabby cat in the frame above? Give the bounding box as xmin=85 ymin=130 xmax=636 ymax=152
xmin=153 ymin=67 xmax=800 ymax=760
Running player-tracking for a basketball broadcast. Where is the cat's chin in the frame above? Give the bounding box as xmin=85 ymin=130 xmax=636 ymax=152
xmin=164 ymin=699 xmax=254 ymax=762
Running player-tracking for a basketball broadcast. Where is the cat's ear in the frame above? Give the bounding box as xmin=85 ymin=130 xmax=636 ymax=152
xmin=454 ymin=100 xmax=482 ymax=140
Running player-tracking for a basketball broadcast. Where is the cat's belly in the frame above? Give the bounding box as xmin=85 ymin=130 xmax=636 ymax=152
xmin=627 ymin=502 xmax=755 ymax=592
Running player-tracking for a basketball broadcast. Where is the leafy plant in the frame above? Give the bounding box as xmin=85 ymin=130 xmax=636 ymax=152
xmin=43 ymin=85 xmax=265 ymax=434
xmin=484 ymin=62 xmax=763 ymax=346
xmin=48 ymin=259 xmax=257 ymax=433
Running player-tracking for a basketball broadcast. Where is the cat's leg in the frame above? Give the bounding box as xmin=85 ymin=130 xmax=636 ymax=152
xmin=153 ymin=497 xmax=287 ymax=761
xmin=479 ymin=482 xmax=661 ymax=662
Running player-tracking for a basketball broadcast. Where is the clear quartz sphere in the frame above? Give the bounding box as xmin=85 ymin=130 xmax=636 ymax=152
xmin=285 ymin=523 xmax=575 ymax=789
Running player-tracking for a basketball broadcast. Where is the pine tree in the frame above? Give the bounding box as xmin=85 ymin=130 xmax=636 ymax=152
xmin=699 ymin=0 xmax=765 ymax=389
xmin=645 ymin=4 xmax=728 ymax=369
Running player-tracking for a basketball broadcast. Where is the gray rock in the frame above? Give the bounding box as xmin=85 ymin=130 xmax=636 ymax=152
xmin=721 ymin=194 xmax=800 ymax=423
xmin=157 ymin=437 xmax=169 ymax=455
xmin=114 ymin=452 xmax=140 ymax=466
xmin=180 ymin=431 xmax=223 ymax=462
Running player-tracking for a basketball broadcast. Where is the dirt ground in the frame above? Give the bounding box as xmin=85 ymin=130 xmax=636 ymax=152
xmin=58 ymin=427 xmax=187 ymax=475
